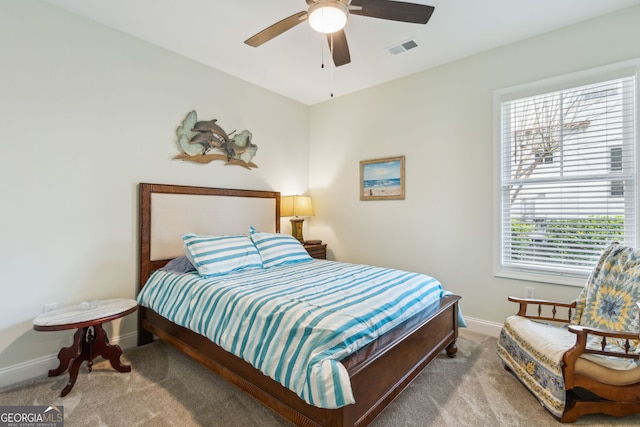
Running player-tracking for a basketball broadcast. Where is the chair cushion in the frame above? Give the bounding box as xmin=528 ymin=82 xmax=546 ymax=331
xmin=498 ymin=315 xmax=640 ymax=417
xmin=505 ymin=315 xmax=638 ymax=372
xmin=498 ymin=315 xmax=572 ymax=418
xmin=576 ymin=357 xmax=640 ymax=386
xmin=571 ymin=243 xmax=640 ymax=353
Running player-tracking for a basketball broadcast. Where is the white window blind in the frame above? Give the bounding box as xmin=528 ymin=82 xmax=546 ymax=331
xmin=498 ymin=71 xmax=637 ymax=281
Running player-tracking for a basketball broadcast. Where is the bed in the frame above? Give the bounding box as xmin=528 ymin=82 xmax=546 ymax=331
xmin=137 ymin=182 xmax=461 ymax=426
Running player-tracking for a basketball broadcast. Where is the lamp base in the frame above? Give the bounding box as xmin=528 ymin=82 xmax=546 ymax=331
xmin=289 ymin=218 xmax=305 ymax=243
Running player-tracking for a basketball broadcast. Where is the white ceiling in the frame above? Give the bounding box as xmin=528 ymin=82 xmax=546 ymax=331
xmin=44 ymin=0 xmax=640 ymax=105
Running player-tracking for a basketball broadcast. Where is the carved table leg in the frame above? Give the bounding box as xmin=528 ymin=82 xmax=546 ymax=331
xmin=59 ymin=326 xmax=92 ymax=397
xmin=445 ymin=339 xmax=458 ymax=358
xmin=54 ymin=324 xmax=131 ymax=396
xmin=61 ymin=347 xmax=85 ymax=397
xmin=49 ymin=328 xmax=83 ymax=377
xmin=92 ymin=323 xmax=131 ymax=373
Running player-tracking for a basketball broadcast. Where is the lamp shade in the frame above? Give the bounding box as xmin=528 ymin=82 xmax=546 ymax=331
xmin=281 ymin=196 xmax=315 ymax=217
xmin=308 ymin=1 xmax=348 ymax=34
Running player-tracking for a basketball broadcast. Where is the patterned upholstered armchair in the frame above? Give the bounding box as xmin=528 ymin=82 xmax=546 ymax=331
xmin=497 ymin=243 xmax=640 ymax=422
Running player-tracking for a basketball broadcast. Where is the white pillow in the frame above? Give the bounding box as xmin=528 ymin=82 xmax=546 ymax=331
xmin=182 ymin=233 xmax=263 ymax=277
xmin=249 ymin=227 xmax=312 ymax=268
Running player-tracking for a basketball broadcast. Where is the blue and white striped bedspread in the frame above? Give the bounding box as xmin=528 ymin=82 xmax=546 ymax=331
xmin=137 ymin=259 xmax=450 ymax=408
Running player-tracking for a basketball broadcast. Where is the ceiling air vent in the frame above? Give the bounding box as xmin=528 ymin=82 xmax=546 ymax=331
xmin=387 ymin=39 xmax=419 ymax=56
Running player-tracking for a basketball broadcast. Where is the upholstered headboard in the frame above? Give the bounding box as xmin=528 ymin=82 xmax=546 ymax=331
xmin=138 ymin=183 xmax=280 ymax=292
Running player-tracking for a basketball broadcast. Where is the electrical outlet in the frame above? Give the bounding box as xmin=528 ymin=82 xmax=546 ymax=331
xmin=43 ymin=303 xmax=58 ymax=313
xmin=524 ymin=287 xmax=535 ymax=299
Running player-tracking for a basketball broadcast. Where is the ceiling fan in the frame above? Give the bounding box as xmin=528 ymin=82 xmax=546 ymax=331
xmin=244 ymin=0 xmax=435 ymax=67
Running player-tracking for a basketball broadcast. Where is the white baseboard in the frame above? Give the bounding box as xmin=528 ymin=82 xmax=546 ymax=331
xmin=0 ymin=331 xmax=138 ymax=390
xmin=463 ymin=316 xmax=503 ymax=338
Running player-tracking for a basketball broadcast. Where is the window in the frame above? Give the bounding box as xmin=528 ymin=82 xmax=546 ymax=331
xmin=495 ymin=61 xmax=638 ymax=285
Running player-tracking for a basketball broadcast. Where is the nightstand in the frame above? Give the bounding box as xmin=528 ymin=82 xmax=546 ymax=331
xmin=303 ymin=243 xmax=327 ymax=259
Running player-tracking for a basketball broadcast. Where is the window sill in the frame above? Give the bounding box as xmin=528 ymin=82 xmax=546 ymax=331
xmin=495 ymin=269 xmax=587 ymax=288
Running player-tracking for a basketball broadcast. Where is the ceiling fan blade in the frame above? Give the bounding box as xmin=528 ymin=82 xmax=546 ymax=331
xmin=244 ymin=11 xmax=308 ymax=47
xmin=349 ymin=0 xmax=434 ymax=24
xmin=327 ymin=30 xmax=351 ymax=67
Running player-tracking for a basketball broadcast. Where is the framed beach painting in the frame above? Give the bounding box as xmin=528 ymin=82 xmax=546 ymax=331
xmin=360 ymin=156 xmax=405 ymax=201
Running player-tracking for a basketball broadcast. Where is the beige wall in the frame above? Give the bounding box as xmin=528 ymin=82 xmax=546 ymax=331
xmin=308 ymin=6 xmax=640 ymax=325
xmin=0 ymin=0 xmax=309 ymax=376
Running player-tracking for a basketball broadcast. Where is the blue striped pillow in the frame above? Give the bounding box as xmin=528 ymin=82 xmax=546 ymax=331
xmin=249 ymin=227 xmax=312 ymax=268
xmin=182 ymin=233 xmax=263 ymax=277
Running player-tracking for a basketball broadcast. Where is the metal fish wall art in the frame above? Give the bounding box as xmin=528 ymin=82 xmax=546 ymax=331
xmin=174 ymin=110 xmax=258 ymax=169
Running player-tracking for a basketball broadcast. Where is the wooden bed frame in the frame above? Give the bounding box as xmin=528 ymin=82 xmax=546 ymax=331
xmin=137 ymin=182 xmax=460 ymax=426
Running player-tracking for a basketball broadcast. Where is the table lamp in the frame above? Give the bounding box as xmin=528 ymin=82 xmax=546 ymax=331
xmin=281 ymin=195 xmax=315 ymax=242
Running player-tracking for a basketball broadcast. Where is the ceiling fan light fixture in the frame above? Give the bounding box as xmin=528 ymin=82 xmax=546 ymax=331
xmin=308 ymin=1 xmax=348 ymax=34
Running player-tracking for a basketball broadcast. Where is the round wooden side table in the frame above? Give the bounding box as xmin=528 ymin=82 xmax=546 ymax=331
xmin=33 ymin=298 xmax=137 ymax=397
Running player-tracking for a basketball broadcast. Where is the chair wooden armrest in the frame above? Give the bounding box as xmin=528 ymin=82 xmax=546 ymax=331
xmin=508 ymin=296 xmax=576 ymax=323
xmin=565 ymin=302 xmax=640 ymax=362
xmin=562 ymin=319 xmax=640 ymax=393
xmin=564 ymin=303 xmax=640 ymax=383
xmin=566 ymin=324 xmax=640 ymax=359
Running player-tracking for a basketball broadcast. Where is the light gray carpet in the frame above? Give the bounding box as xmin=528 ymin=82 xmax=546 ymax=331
xmin=2 ymin=329 xmax=640 ymax=426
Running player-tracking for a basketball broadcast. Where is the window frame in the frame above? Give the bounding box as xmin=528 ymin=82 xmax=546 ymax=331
xmin=493 ymin=59 xmax=640 ymax=287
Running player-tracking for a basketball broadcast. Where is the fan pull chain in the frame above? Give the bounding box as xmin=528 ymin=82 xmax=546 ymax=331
xmin=321 ymin=32 xmax=325 ymax=69
xmin=329 ymin=33 xmax=334 ymax=98
xmin=319 ymin=34 xmax=334 ymax=99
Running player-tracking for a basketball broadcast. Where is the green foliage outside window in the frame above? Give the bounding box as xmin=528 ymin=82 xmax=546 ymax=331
xmin=509 ymin=216 xmax=623 ymax=265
